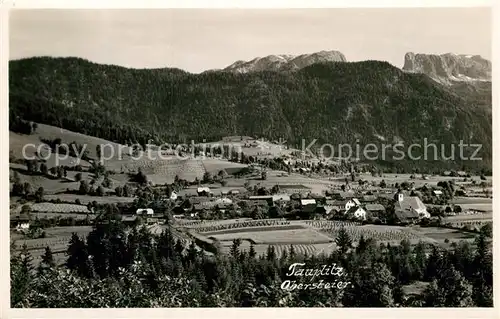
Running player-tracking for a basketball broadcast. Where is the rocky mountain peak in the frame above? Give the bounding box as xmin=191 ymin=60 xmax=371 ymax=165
xmin=402 ymin=52 xmax=491 ymax=84
xmin=222 ymin=50 xmax=347 ymax=73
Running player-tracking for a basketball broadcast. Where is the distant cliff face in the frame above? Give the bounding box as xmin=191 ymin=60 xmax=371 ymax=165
xmin=402 ymin=52 xmax=491 ymax=84
xmin=222 ymin=50 xmax=347 ymax=73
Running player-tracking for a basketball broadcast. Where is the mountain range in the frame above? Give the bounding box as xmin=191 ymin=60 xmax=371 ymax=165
xmin=218 ymin=50 xmax=491 ymax=83
xmin=8 ymin=52 xmax=492 ymax=172
xmin=219 ymin=50 xmax=347 ymax=73
xmin=215 ymin=50 xmax=492 ymax=110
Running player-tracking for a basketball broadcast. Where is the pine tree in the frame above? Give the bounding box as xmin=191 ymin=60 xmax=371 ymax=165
xmin=289 ymin=245 xmax=296 ymax=260
xmin=248 ymin=242 xmax=257 ymax=259
xmin=335 ymin=227 xmax=352 ymax=255
xmin=66 ymin=232 xmax=91 ymax=277
xmin=38 ymin=246 xmax=55 ymax=273
xmin=186 ymin=241 xmax=198 ymax=264
xmin=11 ymin=245 xmax=34 ymax=307
xmin=230 ymin=238 xmax=241 ymax=259
xmin=266 ymin=245 xmax=276 ymax=261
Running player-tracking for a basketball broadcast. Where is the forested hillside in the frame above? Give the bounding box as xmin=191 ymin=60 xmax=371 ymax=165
xmin=9 ymin=57 xmax=492 ymax=170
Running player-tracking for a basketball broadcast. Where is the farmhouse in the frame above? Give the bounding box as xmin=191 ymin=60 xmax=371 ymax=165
xmin=345 ymin=206 xmax=367 ymax=221
xmin=197 ymin=187 xmax=212 ymax=196
xmin=15 ymin=222 xmax=30 ymax=232
xmin=344 ymin=198 xmax=361 ymax=211
xmin=170 ymin=191 xmax=178 ymax=201
xmin=136 ymin=208 xmax=154 ymax=216
xmin=300 ymin=199 xmax=317 ymax=206
xmin=365 ymin=203 xmax=386 ymax=216
xmin=10 ymin=212 xmax=30 ymax=226
xmin=394 ymin=191 xmax=430 ymax=220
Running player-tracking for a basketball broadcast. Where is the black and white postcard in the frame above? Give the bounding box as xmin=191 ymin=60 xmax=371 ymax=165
xmin=2 ymin=1 xmax=497 ymax=317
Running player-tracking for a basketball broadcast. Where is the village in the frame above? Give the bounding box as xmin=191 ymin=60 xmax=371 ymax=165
xmin=10 ymin=133 xmax=492 ymax=265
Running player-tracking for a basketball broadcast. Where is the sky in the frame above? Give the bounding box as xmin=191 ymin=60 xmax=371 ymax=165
xmin=9 ymin=8 xmax=492 ymax=73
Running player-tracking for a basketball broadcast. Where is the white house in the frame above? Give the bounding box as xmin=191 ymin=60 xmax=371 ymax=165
xmin=300 ymin=199 xmax=317 ymax=206
xmin=345 ymin=198 xmax=361 ymax=211
xmin=16 ymin=222 xmax=30 ymax=232
xmin=197 ymin=187 xmax=212 ymax=196
xmin=170 ymin=191 xmax=178 ymax=201
xmin=136 ymin=208 xmax=154 ymax=216
xmin=346 ymin=206 xmax=367 ymax=220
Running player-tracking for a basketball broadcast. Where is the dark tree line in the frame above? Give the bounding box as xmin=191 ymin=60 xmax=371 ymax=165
xmin=11 ymin=216 xmax=493 ymax=308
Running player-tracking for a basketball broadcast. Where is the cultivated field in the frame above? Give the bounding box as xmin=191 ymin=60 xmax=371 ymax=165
xmin=305 ymin=220 xmax=431 ymax=244
xmin=11 ymin=202 xmax=90 ymax=214
xmin=31 ymin=202 xmax=90 ymax=213
xmin=26 ymin=212 xmax=95 ymax=220
xmin=174 ymin=218 xmax=481 ymax=258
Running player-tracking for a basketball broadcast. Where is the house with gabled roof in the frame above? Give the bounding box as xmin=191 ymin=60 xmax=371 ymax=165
xmin=346 ymin=206 xmax=367 ymax=221
xmin=393 ymin=191 xmax=430 ymax=222
xmin=197 ymin=187 xmax=212 ymax=196
xmin=365 ymin=203 xmax=386 ymax=215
